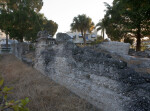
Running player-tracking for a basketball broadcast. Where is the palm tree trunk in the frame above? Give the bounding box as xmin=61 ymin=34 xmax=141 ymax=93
xmin=81 ymin=31 xmax=86 ymax=46
xmin=83 ymin=35 xmax=86 ymax=46
xmin=6 ymin=34 xmax=8 ymax=48
xmin=83 ymin=32 xmax=86 ymax=46
xmin=20 ymin=37 xmax=23 ymax=42
xmin=102 ymin=29 xmax=105 ymax=40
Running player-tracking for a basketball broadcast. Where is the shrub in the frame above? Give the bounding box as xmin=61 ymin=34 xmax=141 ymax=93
xmin=91 ymin=36 xmax=104 ymax=45
xmin=0 ymin=77 xmax=29 ymax=111
xmin=124 ymin=37 xmax=134 ymax=45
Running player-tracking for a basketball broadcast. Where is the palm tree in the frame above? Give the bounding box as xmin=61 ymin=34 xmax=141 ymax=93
xmin=96 ymin=18 xmax=106 ymax=39
xmin=70 ymin=14 xmax=94 ymax=45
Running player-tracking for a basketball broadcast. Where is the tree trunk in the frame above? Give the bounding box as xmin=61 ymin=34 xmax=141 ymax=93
xmin=83 ymin=33 xmax=86 ymax=46
xmin=6 ymin=34 xmax=8 ymax=48
xmin=102 ymin=29 xmax=105 ymax=40
xmin=136 ymin=27 xmax=141 ymax=51
xmin=81 ymin=31 xmax=86 ymax=46
xmin=20 ymin=37 xmax=23 ymax=42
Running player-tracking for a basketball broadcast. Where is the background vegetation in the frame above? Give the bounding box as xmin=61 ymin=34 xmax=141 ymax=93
xmin=70 ymin=14 xmax=94 ymax=45
xmin=0 ymin=0 xmax=58 ymax=42
xmin=97 ymin=0 xmax=150 ymax=51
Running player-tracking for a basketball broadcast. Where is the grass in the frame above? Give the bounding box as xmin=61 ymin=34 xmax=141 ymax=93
xmin=0 ymin=54 xmax=99 ymax=111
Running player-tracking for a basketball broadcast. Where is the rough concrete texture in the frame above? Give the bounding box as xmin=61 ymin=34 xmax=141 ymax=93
xmin=99 ymin=41 xmax=130 ymax=55
xmin=34 ymin=33 xmax=150 ymax=111
xmin=12 ymin=42 xmax=29 ymax=59
xmin=129 ymin=49 xmax=150 ymax=58
xmin=110 ymin=52 xmax=150 ymax=74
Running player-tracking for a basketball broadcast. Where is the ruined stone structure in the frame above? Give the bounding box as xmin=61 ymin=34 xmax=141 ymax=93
xmin=12 ymin=42 xmax=30 ymax=59
xmin=98 ymin=41 xmax=130 ymax=55
xmin=11 ymin=42 xmax=35 ymax=66
xmin=34 ymin=32 xmax=150 ymax=111
xmin=111 ymin=53 xmax=150 ymax=74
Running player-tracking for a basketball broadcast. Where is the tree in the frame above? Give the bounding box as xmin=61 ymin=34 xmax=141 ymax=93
xmin=0 ymin=0 xmax=44 ymax=42
xmin=70 ymin=14 xmax=94 ymax=45
xmin=103 ymin=0 xmax=150 ymax=51
xmin=124 ymin=37 xmax=134 ymax=45
xmin=103 ymin=2 xmax=127 ymax=41
xmin=8 ymin=7 xmax=43 ymax=42
xmin=0 ymin=9 xmax=12 ymax=47
xmin=43 ymin=20 xmax=58 ymax=37
xmin=25 ymin=13 xmax=58 ymax=42
xmin=0 ymin=0 xmax=43 ymax=12
xmin=96 ymin=18 xmax=107 ymax=39
xmin=24 ymin=13 xmax=44 ymax=42
xmin=0 ymin=2 xmax=13 ymax=48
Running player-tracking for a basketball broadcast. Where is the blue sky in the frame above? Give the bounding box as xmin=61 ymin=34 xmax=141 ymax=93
xmin=40 ymin=0 xmax=113 ymax=34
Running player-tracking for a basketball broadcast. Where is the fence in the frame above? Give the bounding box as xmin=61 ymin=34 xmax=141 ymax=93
xmin=0 ymin=44 xmax=13 ymax=54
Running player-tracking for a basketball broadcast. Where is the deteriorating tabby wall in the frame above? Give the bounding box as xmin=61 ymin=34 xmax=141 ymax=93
xmin=34 ymin=32 xmax=150 ymax=111
xmin=98 ymin=41 xmax=130 ymax=55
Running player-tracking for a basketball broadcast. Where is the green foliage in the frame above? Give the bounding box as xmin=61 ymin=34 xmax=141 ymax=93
xmin=0 ymin=0 xmax=56 ymax=42
xmin=24 ymin=13 xmax=46 ymax=42
xmin=103 ymin=0 xmax=150 ymax=51
xmin=0 ymin=0 xmax=43 ymax=42
xmin=0 ymin=0 xmax=43 ymax=12
xmin=91 ymin=36 xmax=104 ymax=45
xmin=70 ymin=14 xmax=95 ymax=45
xmin=96 ymin=19 xmax=107 ymax=39
xmin=0 ymin=0 xmax=58 ymax=42
xmin=124 ymin=37 xmax=134 ymax=45
xmin=141 ymin=42 xmax=150 ymax=51
xmin=43 ymin=20 xmax=58 ymax=37
xmin=0 ymin=77 xmax=29 ymax=111
xmin=9 ymin=8 xmax=43 ymax=42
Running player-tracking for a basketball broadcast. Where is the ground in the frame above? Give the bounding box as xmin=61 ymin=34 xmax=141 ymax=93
xmin=0 ymin=54 xmax=99 ymax=111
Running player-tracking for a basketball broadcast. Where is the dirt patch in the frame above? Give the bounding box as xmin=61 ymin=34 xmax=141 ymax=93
xmin=0 ymin=54 xmax=99 ymax=111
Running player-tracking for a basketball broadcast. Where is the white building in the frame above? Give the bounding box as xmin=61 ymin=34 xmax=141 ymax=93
xmin=0 ymin=30 xmax=6 ymax=40
xmin=0 ymin=39 xmax=18 ymax=54
xmin=67 ymin=30 xmax=97 ymax=44
xmin=0 ymin=39 xmax=18 ymax=49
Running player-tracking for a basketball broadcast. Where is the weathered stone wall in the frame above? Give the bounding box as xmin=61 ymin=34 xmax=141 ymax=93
xmin=11 ymin=42 xmax=34 ymax=66
xmin=34 ymin=33 xmax=150 ymax=111
xmin=111 ymin=53 xmax=150 ymax=74
xmin=12 ymin=42 xmax=29 ymax=59
xmin=99 ymin=41 xmax=130 ymax=55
